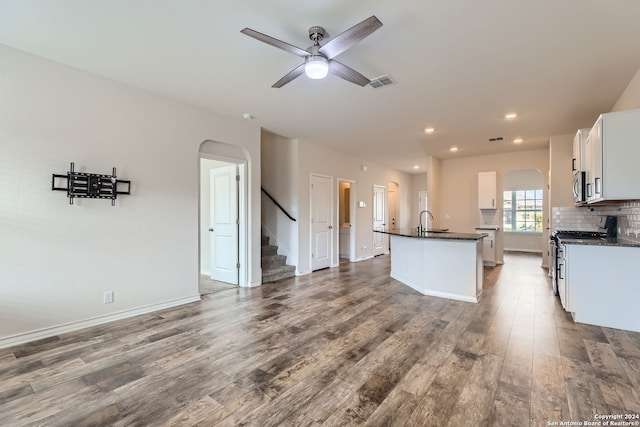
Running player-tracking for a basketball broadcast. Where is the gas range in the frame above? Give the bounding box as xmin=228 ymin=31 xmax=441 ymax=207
xmin=551 ymin=230 xmax=607 ymax=241
xmin=549 ymin=230 xmax=607 ymax=296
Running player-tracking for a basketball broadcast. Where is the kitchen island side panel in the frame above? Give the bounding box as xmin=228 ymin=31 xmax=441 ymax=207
xmin=389 ymin=235 xmax=482 ymax=303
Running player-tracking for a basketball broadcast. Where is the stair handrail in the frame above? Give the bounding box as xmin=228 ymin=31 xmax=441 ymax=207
xmin=261 ymin=187 xmax=296 ymax=222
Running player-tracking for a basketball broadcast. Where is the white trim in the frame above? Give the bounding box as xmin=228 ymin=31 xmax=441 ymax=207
xmin=336 ymin=178 xmax=357 ymax=263
xmin=503 ymin=248 xmax=543 ymax=254
xmin=503 ymin=231 xmax=542 ymax=235
xmin=247 ymin=279 xmax=262 ymax=287
xmin=353 ymin=255 xmax=374 ymax=262
xmin=372 ymin=184 xmax=388 ymax=257
xmin=0 ymin=295 xmax=201 ymax=349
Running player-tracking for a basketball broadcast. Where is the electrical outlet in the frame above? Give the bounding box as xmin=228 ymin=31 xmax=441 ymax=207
xmin=103 ymin=291 xmax=114 ymax=304
xmin=362 ymin=245 xmax=367 ymax=250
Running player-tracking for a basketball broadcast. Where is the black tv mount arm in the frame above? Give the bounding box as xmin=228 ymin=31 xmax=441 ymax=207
xmin=52 ymin=162 xmax=131 ymax=206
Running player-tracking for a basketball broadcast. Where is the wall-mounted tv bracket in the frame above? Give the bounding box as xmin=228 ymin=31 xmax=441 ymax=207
xmin=51 ymin=162 xmax=131 ymax=206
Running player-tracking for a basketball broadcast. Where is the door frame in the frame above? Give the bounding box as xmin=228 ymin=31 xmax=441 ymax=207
xmin=373 ymin=184 xmax=388 ymax=256
xmin=336 ymin=178 xmax=357 ymax=264
xmin=310 ymin=173 xmax=333 ymax=271
xmin=199 ymin=153 xmax=248 ymax=287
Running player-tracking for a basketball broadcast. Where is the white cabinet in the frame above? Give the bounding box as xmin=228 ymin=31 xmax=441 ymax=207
xmin=475 ymin=227 xmax=498 ymax=266
xmin=478 ymin=171 xmax=497 ymax=209
xmin=584 ymin=108 xmax=640 ymax=203
xmin=572 ymin=128 xmax=590 ymax=173
xmin=563 ymin=243 xmax=640 ymax=332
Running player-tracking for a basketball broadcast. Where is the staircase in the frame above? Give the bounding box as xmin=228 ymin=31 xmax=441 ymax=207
xmin=261 ymin=234 xmax=296 ymax=283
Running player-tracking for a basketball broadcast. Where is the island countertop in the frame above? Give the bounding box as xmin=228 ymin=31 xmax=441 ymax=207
xmin=374 ymin=228 xmax=487 ymax=241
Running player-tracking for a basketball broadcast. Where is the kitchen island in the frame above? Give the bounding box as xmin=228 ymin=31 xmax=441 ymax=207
xmin=375 ymin=228 xmax=487 ymax=303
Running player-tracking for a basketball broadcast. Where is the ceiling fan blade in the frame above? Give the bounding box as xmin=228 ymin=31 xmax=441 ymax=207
xmin=318 ymin=16 xmax=383 ymax=59
xmin=272 ymin=63 xmax=306 ymax=88
xmin=329 ymin=60 xmax=371 ymax=86
xmin=241 ymin=28 xmax=310 ymax=57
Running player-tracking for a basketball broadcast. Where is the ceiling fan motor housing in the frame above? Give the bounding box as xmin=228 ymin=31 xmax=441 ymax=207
xmin=308 ymin=26 xmax=326 ymax=43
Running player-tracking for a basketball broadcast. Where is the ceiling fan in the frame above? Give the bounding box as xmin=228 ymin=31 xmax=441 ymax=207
xmin=241 ymin=15 xmax=382 ymax=88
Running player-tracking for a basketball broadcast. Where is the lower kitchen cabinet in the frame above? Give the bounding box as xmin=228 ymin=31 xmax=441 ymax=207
xmin=475 ymin=227 xmax=498 ymax=266
xmin=562 ymin=243 xmax=640 ymax=333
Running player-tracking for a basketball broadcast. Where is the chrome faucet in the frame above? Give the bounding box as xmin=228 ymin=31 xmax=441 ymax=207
xmin=418 ymin=210 xmax=434 ymax=233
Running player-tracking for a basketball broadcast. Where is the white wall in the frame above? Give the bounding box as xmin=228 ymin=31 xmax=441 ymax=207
xmin=408 ymin=173 xmax=427 ymax=227
xmin=0 ymin=44 xmax=261 ymax=347
xmin=549 ymin=134 xmax=574 ymax=208
xmin=260 ymin=130 xmax=299 ymax=267
xmin=426 ymin=156 xmax=442 ymax=229
xmin=438 ymin=149 xmax=550 ymax=266
xmin=295 ymin=139 xmax=413 ymax=275
xmin=612 ymin=66 xmax=640 ymax=112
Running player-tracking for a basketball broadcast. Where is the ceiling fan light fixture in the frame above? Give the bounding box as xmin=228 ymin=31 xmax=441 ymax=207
xmin=305 ymin=55 xmax=329 ymax=79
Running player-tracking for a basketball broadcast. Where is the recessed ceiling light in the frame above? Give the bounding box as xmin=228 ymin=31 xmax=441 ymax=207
xmin=413 ymin=165 xmax=420 ymax=170
xmin=505 ymin=112 xmax=518 ymax=120
xmin=513 ymin=138 xmax=523 ymax=144
xmin=242 ymin=113 xmax=254 ymax=120
xmin=450 ymin=146 xmax=459 ymax=152
xmin=424 ymin=127 xmax=435 ymax=134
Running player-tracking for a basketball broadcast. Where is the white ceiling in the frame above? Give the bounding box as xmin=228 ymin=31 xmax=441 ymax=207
xmin=2 ymin=0 xmax=640 ymax=173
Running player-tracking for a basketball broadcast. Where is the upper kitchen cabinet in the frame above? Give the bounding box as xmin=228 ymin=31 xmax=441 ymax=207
xmin=585 ymin=108 xmax=640 ymax=204
xmin=572 ymin=128 xmax=590 ymax=173
xmin=478 ymin=171 xmax=497 ymax=209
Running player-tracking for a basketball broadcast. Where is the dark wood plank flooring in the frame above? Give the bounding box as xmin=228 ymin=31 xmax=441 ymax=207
xmin=1 ymin=253 xmax=639 ymax=426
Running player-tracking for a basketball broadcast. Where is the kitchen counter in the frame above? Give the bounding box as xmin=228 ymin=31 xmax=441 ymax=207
xmin=374 ymin=229 xmax=485 ymax=303
xmin=558 ymin=236 xmax=640 ymax=248
xmin=375 ymin=228 xmax=487 ymax=241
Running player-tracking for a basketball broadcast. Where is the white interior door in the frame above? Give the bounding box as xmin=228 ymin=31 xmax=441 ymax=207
xmin=373 ymin=185 xmax=387 ymax=256
xmin=210 ymin=165 xmax=238 ymax=284
xmin=311 ymin=175 xmax=332 ymax=271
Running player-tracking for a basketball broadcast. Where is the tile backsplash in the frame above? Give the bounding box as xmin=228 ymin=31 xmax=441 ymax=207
xmin=617 ymin=201 xmax=640 ymax=241
xmin=480 ymin=209 xmax=502 ymax=228
xmin=552 ymin=201 xmax=640 ymax=243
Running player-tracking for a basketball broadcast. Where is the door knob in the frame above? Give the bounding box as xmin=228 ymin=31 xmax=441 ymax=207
xmin=209 ymin=228 xmax=214 ymax=232
xmin=329 ymin=225 xmax=333 ymax=229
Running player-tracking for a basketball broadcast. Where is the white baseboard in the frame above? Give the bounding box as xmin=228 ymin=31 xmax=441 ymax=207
xmin=245 ymin=280 xmax=262 ymax=287
xmin=353 ymin=255 xmax=374 ymax=263
xmin=0 ymin=295 xmax=201 ymax=350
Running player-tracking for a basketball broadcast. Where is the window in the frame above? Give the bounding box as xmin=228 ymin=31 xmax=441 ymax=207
xmin=503 ymin=189 xmax=543 ymax=232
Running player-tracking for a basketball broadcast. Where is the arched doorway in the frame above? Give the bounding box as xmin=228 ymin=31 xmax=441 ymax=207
xmin=502 ymin=169 xmax=544 ymax=256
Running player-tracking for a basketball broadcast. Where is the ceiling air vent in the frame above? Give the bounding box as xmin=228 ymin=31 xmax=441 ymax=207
xmin=369 ymin=74 xmax=395 ymax=88
xmin=488 ymin=136 xmax=504 ymax=143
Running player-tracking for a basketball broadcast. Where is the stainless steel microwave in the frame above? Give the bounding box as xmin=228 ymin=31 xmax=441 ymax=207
xmin=573 ymin=171 xmax=586 ymax=205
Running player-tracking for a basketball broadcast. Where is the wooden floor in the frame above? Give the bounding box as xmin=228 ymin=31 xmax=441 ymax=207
xmin=1 ymin=253 xmax=640 ymax=426
xmin=199 ymin=275 xmax=237 ymax=296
